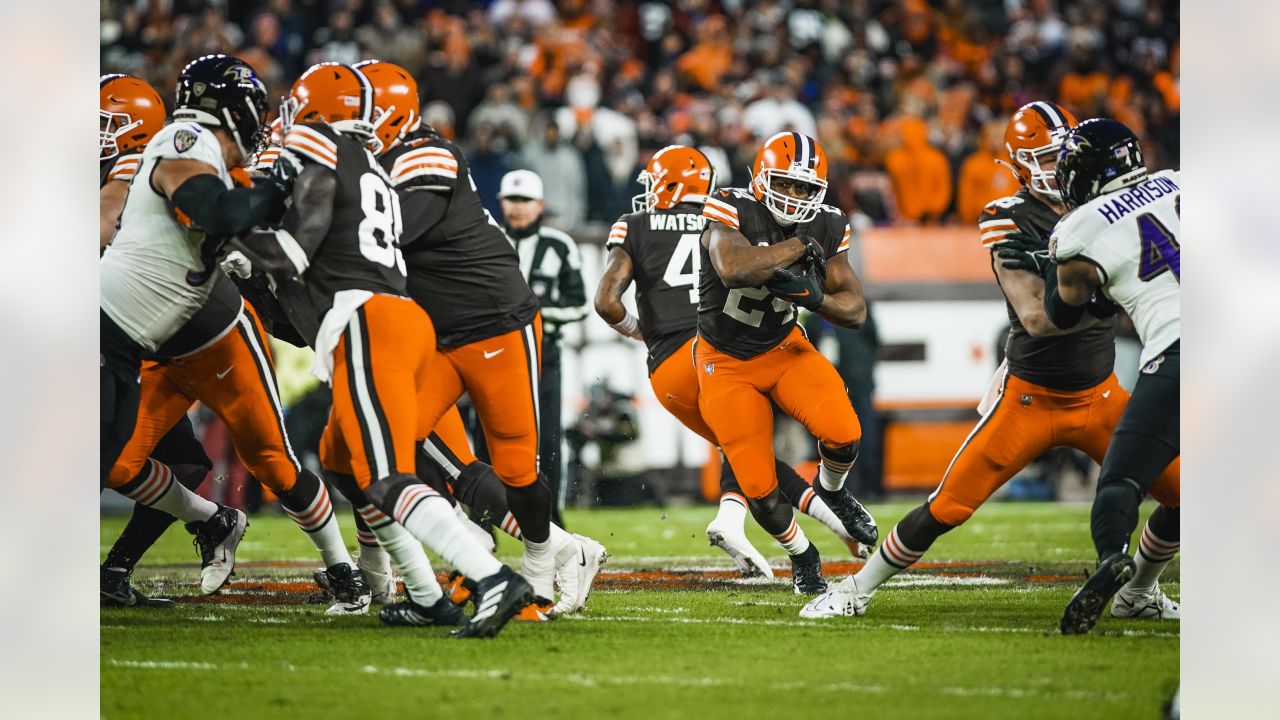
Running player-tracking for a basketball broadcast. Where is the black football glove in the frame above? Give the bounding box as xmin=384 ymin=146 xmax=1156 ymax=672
xmin=765 ymin=265 xmax=824 ymax=311
xmin=793 ymin=234 xmax=828 ymax=281
xmin=1086 ymin=293 xmax=1120 ymax=319
xmin=257 ymin=147 xmax=303 ymax=198
xmin=994 ymin=230 xmax=1051 ymax=277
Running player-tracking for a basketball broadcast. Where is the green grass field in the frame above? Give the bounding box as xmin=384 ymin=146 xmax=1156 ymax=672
xmin=101 ymin=501 xmax=1178 ymax=719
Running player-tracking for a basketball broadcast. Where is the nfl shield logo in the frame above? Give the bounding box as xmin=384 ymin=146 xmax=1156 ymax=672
xmin=704 ymin=362 xmax=714 ymax=375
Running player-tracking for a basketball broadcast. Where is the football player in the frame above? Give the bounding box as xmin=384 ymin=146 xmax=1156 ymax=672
xmin=694 ymin=132 xmax=877 ymax=594
xmin=100 ymin=54 xmax=300 ymax=596
xmin=355 ymin=60 xmax=604 ymax=621
xmin=99 ymin=74 xmax=218 ymax=607
xmin=800 ymin=103 xmax=1180 ymax=624
xmin=1005 ymin=118 xmax=1181 ymax=634
xmin=232 ymin=62 xmax=531 ymax=637
xmin=595 ymin=144 xmax=873 ymax=581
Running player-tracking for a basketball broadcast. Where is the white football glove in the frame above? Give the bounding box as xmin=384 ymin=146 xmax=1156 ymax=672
xmin=220 ymin=250 xmax=253 ymax=279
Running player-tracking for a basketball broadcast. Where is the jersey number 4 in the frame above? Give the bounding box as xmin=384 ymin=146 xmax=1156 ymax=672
xmin=662 ymin=233 xmax=701 ymax=304
xmin=1137 ymin=212 xmax=1179 ymax=283
xmin=358 ymin=173 xmax=406 ymax=274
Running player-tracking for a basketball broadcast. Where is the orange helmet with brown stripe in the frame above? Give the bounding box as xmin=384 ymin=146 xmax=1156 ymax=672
xmin=280 ymin=62 xmax=376 ymax=146
xmin=1000 ymin=100 xmax=1078 ymax=203
xmin=353 ymin=60 xmax=420 ymax=155
xmin=100 ymin=74 xmax=165 ymax=160
xmin=633 ymin=145 xmax=716 ymax=212
xmin=751 ymin=131 xmax=829 ymax=224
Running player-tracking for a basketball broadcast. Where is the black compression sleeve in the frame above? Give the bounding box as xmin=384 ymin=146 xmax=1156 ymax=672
xmin=397 ymin=188 xmax=450 ymax=250
xmin=170 ymin=174 xmax=285 ymax=238
xmin=1042 ymin=269 xmax=1088 ymax=329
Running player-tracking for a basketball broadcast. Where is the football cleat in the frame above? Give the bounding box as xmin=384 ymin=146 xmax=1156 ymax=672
xmin=706 ymin=518 xmax=775 ymax=579
xmin=313 ymin=563 xmax=372 ymax=615
xmin=552 ymin=534 xmax=608 ymax=616
xmin=515 ymin=597 xmax=557 ymax=623
xmin=356 ymin=551 xmax=397 ymax=605
xmin=812 ymin=483 xmax=878 ymax=546
xmin=1111 ymin=584 xmax=1180 ymax=620
xmin=100 ymin=567 xmax=175 ymax=608
xmin=379 ymin=594 xmax=465 ymax=627
xmin=451 ymin=566 xmax=533 ymax=639
xmin=444 ymin=570 xmax=477 ymax=607
xmin=1061 ymin=552 xmax=1136 ymax=635
xmin=799 ymin=576 xmax=871 ymax=618
xmin=186 ymin=505 xmax=247 ymax=595
xmin=790 ymin=544 xmax=828 ymax=595
xmin=843 ymin=538 xmax=871 ymax=560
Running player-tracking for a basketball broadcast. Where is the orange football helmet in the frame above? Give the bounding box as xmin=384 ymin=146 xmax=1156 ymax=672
xmin=633 ymin=145 xmax=716 ymax=212
xmin=1000 ymin=100 xmax=1078 ymax=202
xmin=353 ymin=60 xmax=420 ymax=155
xmin=100 ymin=74 xmax=165 ymax=160
xmin=280 ymin=62 xmax=375 ymax=145
xmin=751 ymin=131 xmax=829 ymax=224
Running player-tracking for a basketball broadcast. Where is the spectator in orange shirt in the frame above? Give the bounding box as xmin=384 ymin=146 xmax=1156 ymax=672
xmin=885 ymin=116 xmax=952 ymax=224
xmin=957 ymin=120 xmax=1022 ymax=223
xmin=676 ymin=16 xmax=733 ymax=92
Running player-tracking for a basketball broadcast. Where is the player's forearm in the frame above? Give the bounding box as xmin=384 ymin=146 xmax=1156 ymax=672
xmin=170 ymin=174 xmax=287 ymax=238
xmin=816 ymin=289 xmax=866 ymax=328
xmin=1042 ymin=269 xmax=1088 ymax=329
xmin=713 ymin=237 xmax=805 ymax=288
xmin=594 ymin=287 xmax=626 ymax=325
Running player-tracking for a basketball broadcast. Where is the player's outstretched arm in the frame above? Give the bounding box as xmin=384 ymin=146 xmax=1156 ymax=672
xmin=230 ymin=164 xmax=335 ymax=279
xmin=1042 ymin=259 xmax=1099 ymax=329
xmin=703 ymin=222 xmax=806 ymax=288
xmin=153 ymin=157 xmax=289 ymax=239
xmin=813 ymin=251 xmax=867 ymax=328
xmin=994 ymin=260 xmax=1088 ymax=337
xmin=595 ymin=247 xmax=643 ymax=340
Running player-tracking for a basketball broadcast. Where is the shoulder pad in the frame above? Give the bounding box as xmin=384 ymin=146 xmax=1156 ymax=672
xmin=703 ymin=188 xmax=757 ymax=230
xmin=145 ymin=122 xmax=222 ymax=168
xmin=606 ymin=216 xmax=632 ymax=250
xmin=388 ymin=141 xmax=458 ymax=189
xmin=283 ymin=123 xmax=339 ymax=171
xmin=1049 ymin=206 xmax=1106 ymax=263
xmin=978 ymin=195 xmax=1027 ymax=246
xmin=252 ymin=144 xmax=281 ymax=172
xmin=106 ymin=151 xmax=144 ymax=183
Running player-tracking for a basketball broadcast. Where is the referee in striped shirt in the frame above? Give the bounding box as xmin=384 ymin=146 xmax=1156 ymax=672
xmin=499 ymin=170 xmax=589 ymax=525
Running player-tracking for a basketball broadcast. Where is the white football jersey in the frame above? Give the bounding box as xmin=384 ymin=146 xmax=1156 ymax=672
xmin=100 ymin=122 xmax=233 ymax=351
xmin=1051 ymin=169 xmax=1180 ymax=366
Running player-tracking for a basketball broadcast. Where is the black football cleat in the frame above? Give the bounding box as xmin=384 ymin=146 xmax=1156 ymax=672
xmin=380 ymin=594 xmax=465 ymax=627
xmin=185 ymin=505 xmax=248 ymax=594
xmin=1061 ymin=552 xmax=1136 ymax=635
xmin=451 ymin=566 xmax=533 ymax=639
xmin=812 ymin=482 xmax=879 ymax=546
xmin=100 ymin=567 xmax=175 ymax=608
xmin=790 ymin=544 xmax=828 ymax=595
xmin=313 ymin=563 xmax=372 ymax=615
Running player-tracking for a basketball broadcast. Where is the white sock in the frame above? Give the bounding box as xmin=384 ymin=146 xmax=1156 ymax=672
xmin=282 ymin=484 xmax=353 ymax=568
xmin=855 ymin=526 xmax=921 ymax=592
xmin=122 ymin=459 xmax=217 ymax=523
xmin=1129 ymin=522 xmax=1179 ymax=592
xmin=818 ymin=445 xmax=854 ymax=492
xmin=522 ymin=538 xmax=556 ymax=598
xmin=393 ymin=484 xmax=503 ymax=580
xmin=714 ymin=493 xmax=749 ymax=531
xmin=772 ymin=518 xmax=812 ymax=556
xmin=797 ymin=488 xmax=850 ymax=541
xmin=455 ymin=503 xmax=496 ymax=553
xmin=356 ymin=539 xmax=391 ymax=574
xmin=366 ymin=517 xmax=442 ymax=605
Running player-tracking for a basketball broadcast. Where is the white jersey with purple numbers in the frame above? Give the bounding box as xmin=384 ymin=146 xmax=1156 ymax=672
xmin=1050 ymin=169 xmax=1180 ymax=366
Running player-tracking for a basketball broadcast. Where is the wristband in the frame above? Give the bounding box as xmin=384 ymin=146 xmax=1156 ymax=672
xmin=610 ymin=311 xmax=640 ymax=339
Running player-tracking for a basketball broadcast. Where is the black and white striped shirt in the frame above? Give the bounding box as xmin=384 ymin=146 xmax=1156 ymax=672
xmin=507 ymin=224 xmax=589 ymax=337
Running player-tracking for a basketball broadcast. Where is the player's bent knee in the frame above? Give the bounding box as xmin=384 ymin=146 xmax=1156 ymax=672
xmin=896 ymin=502 xmax=955 ymax=549
xmin=818 ymin=439 xmax=860 ymax=466
xmin=364 ymin=473 xmax=420 ymax=515
xmin=325 ymin=470 xmax=368 ymax=507
xmin=927 ymin=494 xmax=978 ymax=528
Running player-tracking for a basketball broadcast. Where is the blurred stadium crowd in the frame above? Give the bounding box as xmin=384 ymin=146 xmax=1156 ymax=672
xmin=100 ymin=0 xmax=1179 ymax=231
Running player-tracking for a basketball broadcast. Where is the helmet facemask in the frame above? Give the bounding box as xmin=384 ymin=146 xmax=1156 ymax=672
xmin=1007 ymin=126 xmax=1070 ymax=203
xmin=754 ymin=168 xmax=826 ymax=225
xmin=100 ymin=110 xmax=142 ymax=160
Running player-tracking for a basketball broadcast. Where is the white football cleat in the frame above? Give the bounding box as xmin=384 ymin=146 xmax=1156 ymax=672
xmin=553 ymin=534 xmax=608 ymax=615
xmin=357 ymin=550 xmax=397 ymax=605
xmin=799 ymin=576 xmax=871 ymax=618
xmin=1111 ymin=583 xmax=1180 ymax=620
xmin=192 ymin=506 xmax=247 ymax=595
xmin=706 ymin=518 xmax=774 ymax=579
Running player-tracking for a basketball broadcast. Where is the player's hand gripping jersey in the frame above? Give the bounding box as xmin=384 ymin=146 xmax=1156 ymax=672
xmin=982 ymin=188 xmax=1115 ymax=389
xmin=1050 ymin=169 xmax=1181 ymax=366
xmin=100 ymin=122 xmax=236 ymax=351
xmin=698 ymin=187 xmax=850 ymax=359
xmin=607 ymin=204 xmax=707 ymax=373
xmin=379 ymin=127 xmax=538 ymax=347
xmin=268 ymin=121 xmax=408 ymax=347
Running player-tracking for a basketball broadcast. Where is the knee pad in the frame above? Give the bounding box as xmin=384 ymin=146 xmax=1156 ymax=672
xmin=818 ymin=439 xmax=861 ymax=467
xmin=746 ymin=488 xmax=793 ymax=537
xmin=414 ymin=444 xmax=457 ymax=498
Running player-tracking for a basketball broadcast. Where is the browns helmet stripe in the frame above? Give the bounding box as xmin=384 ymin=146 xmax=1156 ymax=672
xmin=1029 ymin=101 xmax=1067 ymax=131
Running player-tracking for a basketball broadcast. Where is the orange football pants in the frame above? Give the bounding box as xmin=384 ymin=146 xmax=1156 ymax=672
xmin=928 ymin=371 xmax=1180 ymax=526
xmin=319 ymin=294 xmax=435 ymax=489
xmin=414 ymin=315 xmax=543 ymax=488
xmin=695 ymin=326 xmax=861 ymax=499
xmin=650 ymin=336 xmax=717 ymax=444
xmin=107 ymin=303 xmax=300 ymax=491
